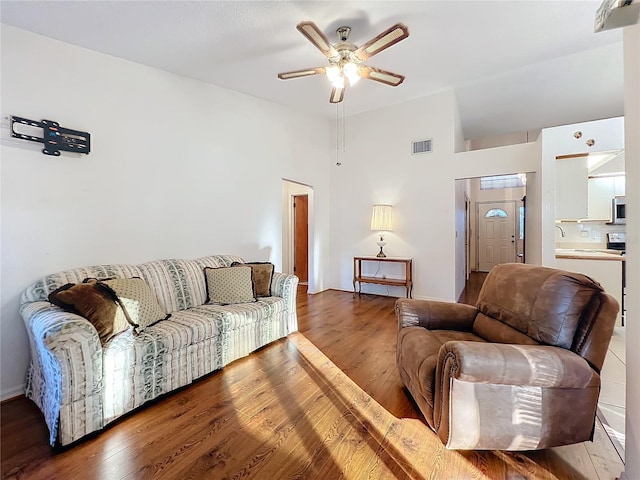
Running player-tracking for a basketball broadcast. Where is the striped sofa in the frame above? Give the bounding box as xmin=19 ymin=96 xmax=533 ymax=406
xmin=20 ymin=255 xmax=299 ymax=446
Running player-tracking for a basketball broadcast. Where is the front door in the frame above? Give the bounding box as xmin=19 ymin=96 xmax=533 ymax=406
xmin=477 ymin=202 xmax=516 ymax=272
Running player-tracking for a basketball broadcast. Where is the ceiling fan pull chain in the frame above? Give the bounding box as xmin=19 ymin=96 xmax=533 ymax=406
xmin=342 ymin=101 xmax=347 ymax=154
xmin=336 ymin=103 xmax=341 ymax=166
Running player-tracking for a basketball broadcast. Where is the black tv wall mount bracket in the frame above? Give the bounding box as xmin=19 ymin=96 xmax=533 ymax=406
xmin=10 ymin=116 xmax=90 ymax=156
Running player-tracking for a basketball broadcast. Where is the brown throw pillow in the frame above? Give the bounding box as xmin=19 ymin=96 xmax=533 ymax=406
xmin=49 ymin=281 xmax=131 ymax=345
xmin=231 ymin=262 xmax=275 ymax=297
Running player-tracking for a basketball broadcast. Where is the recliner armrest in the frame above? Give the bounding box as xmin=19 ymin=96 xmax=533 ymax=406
xmin=434 ymin=340 xmax=601 ymax=450
xmin=438 ymin=341 xmax=599 ymax=389
xmin=395 ymin=299 xmax=477 ymax=331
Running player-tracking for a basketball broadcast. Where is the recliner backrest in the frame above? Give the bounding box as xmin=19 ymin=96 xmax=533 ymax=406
xmin=473 ymin=264 xmax=616 ymax=369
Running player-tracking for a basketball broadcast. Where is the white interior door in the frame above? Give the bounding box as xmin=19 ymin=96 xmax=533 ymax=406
xmin=477 ymin=202 xmax=516 ymax=272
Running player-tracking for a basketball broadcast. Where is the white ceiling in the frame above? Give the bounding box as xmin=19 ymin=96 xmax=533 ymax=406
xmin=0 ymin=1 xmax=624 ymax=140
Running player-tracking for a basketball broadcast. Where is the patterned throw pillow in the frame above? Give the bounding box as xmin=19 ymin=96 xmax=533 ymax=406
xmin=204 ymin=266 xmax=256 ymax=305
xmin=49 ymin=280 xmax=131 ymax=345
xmin=231 ymin=261 xmax=275 ymax=297
xmin=101 ymin=277 xmax=169 ymax=332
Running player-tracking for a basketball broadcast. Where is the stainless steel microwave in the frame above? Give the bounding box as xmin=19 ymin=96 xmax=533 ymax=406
xmin=612 ymin=196 xmax=626 ymax=224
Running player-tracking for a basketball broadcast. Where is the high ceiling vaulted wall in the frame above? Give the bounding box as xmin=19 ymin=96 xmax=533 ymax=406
xmin=0 ymin=1 xmax=624 ymax=140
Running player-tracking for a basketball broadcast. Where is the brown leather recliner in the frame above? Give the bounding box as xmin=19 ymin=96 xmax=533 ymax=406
xmin=396 ymin=263 xmax=619 ymax=451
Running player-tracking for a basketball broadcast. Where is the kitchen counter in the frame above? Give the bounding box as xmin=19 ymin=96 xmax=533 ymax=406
xmin=555 ymin=248 xmax=625 ymax=261
xmin=555 ymin=251 xmax=625 ymax=326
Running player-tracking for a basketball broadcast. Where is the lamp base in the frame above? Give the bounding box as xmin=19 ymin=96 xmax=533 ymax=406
xmin=376 ymin=237 xmax=387 ymax=258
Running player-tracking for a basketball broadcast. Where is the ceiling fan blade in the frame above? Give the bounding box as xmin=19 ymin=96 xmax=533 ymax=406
xmin=329 ymin=86 xmax=344 ymax=103
xmin=353 ymin=23 xmax=409 ymax=62
xmin=360 ymin=67 xmax=405 ymax=86
xmin=297 ymin=21 xmax=339 ymax=60
xmin=278 ymin=67 xmax=326 ymax=80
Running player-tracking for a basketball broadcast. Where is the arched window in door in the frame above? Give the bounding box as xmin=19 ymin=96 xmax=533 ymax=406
xmin=485 ymin=208 xmax=508 ymax=218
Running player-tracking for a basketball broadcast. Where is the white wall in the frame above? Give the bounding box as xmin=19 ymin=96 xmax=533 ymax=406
xmin=329 ymin=91 xmax=541 ymax=301
xmin=465 ymin=130 xmax=541 ymax=151
xmin=329 ymin=91 xmax=456 ymax=299
xmin=0 ymin=26 xmax=331 ymax=399
xmin=623 ymin=23 xmax=640 ymax=480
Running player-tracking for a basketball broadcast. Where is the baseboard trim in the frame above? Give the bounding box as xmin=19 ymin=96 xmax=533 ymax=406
xmin=306 ymin=287 xmax=332 ymax=295
xmin=1 ymin=384 xmax=26 ymax=403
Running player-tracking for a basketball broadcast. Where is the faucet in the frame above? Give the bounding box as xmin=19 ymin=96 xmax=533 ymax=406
xmin=555 ymin=225 xmax=566 ymax=237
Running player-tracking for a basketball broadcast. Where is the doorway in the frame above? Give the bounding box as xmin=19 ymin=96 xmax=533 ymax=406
xmin=282 ymin=179 xmax=313 ymax=290
xmin=455 ymin=174 xmax=528 ymax=300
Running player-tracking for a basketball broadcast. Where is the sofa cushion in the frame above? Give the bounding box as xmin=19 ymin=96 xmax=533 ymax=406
xmin=104 ymin=298 xmax=286 ymax=360
xmin=165 ymin=297 xmax=286 ymax=347
xmin=48 ymin=281 xmax=131 ymax=345
xmin=136 ymin=259 xmax=209 ymax=313
xmin=101 ymin=277 xmax=170 ymax=332
xmin=231 ymin=262 xmax=274 ymax=297
xmin=476 ymin=263 xmax=604 ymax=349
xmin=204 ymin=266 xmax=256 ymax=305
xmin=23 ymin=264 xmax=144 ymax=304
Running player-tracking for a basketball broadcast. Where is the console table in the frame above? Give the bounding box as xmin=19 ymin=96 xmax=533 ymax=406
xmin=353 ymin=256 xmax=413 ymax=298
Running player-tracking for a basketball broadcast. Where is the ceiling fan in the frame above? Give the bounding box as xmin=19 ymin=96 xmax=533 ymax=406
xmin=278 ymin=21 xmax=409 ymax=103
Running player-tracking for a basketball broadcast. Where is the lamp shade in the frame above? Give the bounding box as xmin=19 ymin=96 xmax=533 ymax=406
xmin=370 ymin=204 xmax=393 ymax=232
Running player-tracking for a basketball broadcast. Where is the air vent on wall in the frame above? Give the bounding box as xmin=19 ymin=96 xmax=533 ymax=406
xmin=412 ymin=139 xmax=432 ymax=154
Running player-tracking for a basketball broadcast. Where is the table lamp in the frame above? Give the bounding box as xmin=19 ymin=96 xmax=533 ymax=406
xmin=370 ymin=204 xmax=393 ymax=257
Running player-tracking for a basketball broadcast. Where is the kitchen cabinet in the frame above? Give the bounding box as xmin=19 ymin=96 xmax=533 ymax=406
xmin=588 ymin=175 xmax=625 ymax=220
xmin=555 ymin=257 xmax=624 ymax=326
xmin=556 ymin=155 xmax=588 ymax=219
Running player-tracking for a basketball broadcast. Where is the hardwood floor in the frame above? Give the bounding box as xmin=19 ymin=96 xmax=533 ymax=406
xmin=296 ymin=286 xmax=419 ymax=421
xmin=0 ymin=286 xmax=624 ymax=479
xmin=457 ymin=271 xmax=488 ymax=305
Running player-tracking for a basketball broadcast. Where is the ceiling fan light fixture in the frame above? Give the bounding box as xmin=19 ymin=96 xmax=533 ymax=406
xmin=332 ymin=75 xmax=345 ymax=89
xmin=326 ymin=65 xmax=341 ymax=83
xmin=278 ymin=21 xmax=409 ymax=103
xmin=343 ymin=62 xmax=360 ymax=85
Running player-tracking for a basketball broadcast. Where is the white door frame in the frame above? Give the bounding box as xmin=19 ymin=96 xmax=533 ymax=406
xmin=465 ymin=193 xmax=471 ymax=280
xmin=282 ymin=179 xmax=313 ymax=290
